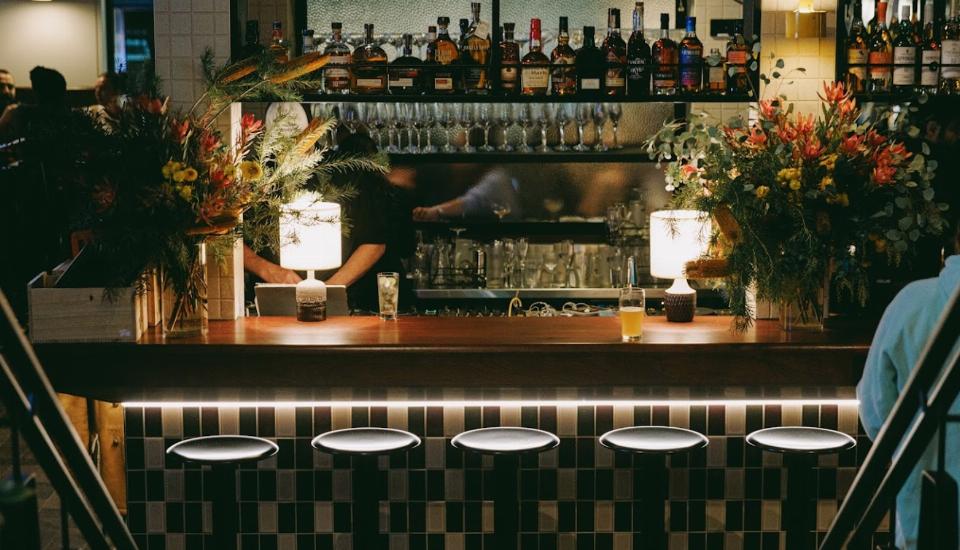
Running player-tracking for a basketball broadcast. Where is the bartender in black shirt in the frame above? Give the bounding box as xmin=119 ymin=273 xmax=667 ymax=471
xmin=244 ymin=134 xmax=403 ymax=312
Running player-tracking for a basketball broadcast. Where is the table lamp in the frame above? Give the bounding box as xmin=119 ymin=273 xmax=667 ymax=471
xmin=279 ymin=193 xmax=342 ymax=322
xmin=650 ymin=210 xmax=712 ymax=322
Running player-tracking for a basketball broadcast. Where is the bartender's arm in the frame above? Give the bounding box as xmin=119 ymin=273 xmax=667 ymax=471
xmin=243 ymin=244 xmax=302 ymax=284
xmin=412 ymin=198 xmax=465 ymax=221
xmin=326 ymin=244 xmax=385 ymax=287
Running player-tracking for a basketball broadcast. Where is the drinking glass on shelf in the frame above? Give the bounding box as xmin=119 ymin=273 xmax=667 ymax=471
xmin=592 ymin=103 xmax=608 ymax=152
xmin=516 ymin=237 xmax=529 ymax=287
xmin=381 ymin=103 xmax=400 ymax=153
xmin=377 ymin=272 xmax=400 ymax=321
xmin=491 ymin=202 xmax=512 ymax=221
xmin=494 ymin=103 xmax=514 ymax=152
xmin=422 ymin=103 xmax=439 ymax=153
xmin=461 ymin=103 xmax=477 ymax=153
xmin=516 ymin=103 xmax=534 ymax=153
xmin=605 ymin=103 xmax=623 ymax=150
xmin=371 ymin=104 xmax=387 ymax=150
xmin=555 ymin=104 xmax=573 ymax=152
xmin=359 ymin=103 xmax=379 ymax=148
xmin=441 ymin=104 xmax=459 ymax=153
xmin=536 ymin=104 xmax=552 ymax=153
xmin=477 ymin=104 xmax=495 ymax=152
xmin=619 ymin=287 xmax=645 ymax=342
xmin=502 ymin=238 xmax=516 ymax=287
xmin=574 ymin=103 xmax=591 ymax=152
xmin=400 ymin=103 xmax=418 ymax=153
xmin=341 ymin=103 xmax=360 ymax=134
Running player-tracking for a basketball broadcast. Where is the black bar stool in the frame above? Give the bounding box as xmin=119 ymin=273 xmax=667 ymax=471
xmin=746 ymin=426 xmax=856 ymax=550
xmin=166 ymin=435 xmax=279 ymax=550
xmin=451 ymin=427 xmax=560 ymax=550
xmin=312 ymin=427 xmax=421 ymax=550
xmin=599 ymin=426 xmax=709 ymax=549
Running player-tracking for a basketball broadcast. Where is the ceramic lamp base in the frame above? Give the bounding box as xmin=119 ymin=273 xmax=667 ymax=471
xmin=295 ymin=272 xmax=327 ymax=322
xmin=664 ymin=291 xmax=696 ymax=323
xmin=297 ymin=301 xmax=327 ymax=322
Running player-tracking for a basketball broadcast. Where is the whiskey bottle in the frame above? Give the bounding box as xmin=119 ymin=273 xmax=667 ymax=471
xmin=941 ymin=0 xmax=960 ymax=93
xmin=652 ymin=13 xmax=679 ymax=95
xmin=463 ymin=2 xmax=491 ymax=94
xmin=575 ymin=26 xmax=604 ymax=98
xmin=679 ymin=16 xmax=703 ymax=93
xmin=350 ymin=23 xmax=388 ymax=94
xmin=920 ymin=0 xmax=941 ymax=92
xmin=893 ymin=4 xmax=919 ymax=90
xmin=847 ymin=0 xmax=869 ymax=92
xmin=499 ymin=22 xmax=521 ymax=95
xmin=551 ymin=16 xmax=577 ymax=95
xmin=389 ymin=33 xmax=422 ymax=95
xmin=301 ymin=29 xmax=316 ymax=55
xmin=726 ymin=23 xmax=751 ymax=95
xmin=521 ymin=18 xmax=550 ymax=96
xmin=868 ymin=0 xmax=893 ymax=92
xmin=602 ymin=8 xmax=627 ymax=96
xmin=627 ymin=1 xmax=652 ymax=96
xmin=706 ymin=48 xmax=726 ymax=94
xmin=425 ymin=25 xmax=438 ymax=62
xmin=269 ymin=20 xmax=289 ymax=62
xmin=323 ymin=22 xmax=352 ymax=94
xmin=431 ymin=17 xmax=460 ymax=93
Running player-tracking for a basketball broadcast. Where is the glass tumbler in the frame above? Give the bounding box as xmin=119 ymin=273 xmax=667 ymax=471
xmin=377 ymin=272 xmax=400 ymax=320
xmin=619 ymin=287 xmax=645 ymax=342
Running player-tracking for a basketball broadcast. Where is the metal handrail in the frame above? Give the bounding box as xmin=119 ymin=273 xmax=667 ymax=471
xmin=821 ymin=284 xmax=960 ymax=549
xmin=0 ymin=289 xmax=138 ymax=550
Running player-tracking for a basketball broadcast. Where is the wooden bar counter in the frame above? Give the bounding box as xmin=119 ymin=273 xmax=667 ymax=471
xmin=34 ymin=316 xmax=875 ymax=402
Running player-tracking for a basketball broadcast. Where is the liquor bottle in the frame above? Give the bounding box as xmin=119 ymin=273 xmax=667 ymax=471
xmin=431 ymin=17 xmax=460 ymax=93
xmin=890 ymin=1 xmax=900 ymax=41
xmin=726 ymin=23 xmax=751 ymax=95
xmin=323 ymin=22 xmax=352 ymax=94
xmin=389 ymin=33 xmax=422 ymax=95
xmin=941 ymin=0 xmax=960 ymax=93
xmin=458 ymin=18 xmax=470 ymax=51
xmin=521 ymin=18 xmax=550 ymax=95
xmin=551 ymin=16 xmax=577 ymax=95
xmin=920 ymin=0 xmax=941 ymax=92
xmin=652 ymin=13 xmax=679 ymax=95
xmin=238 ymin=20 xmax=264 ymax=60
xmin=602 ymin=8 xmax=628 ymax=96
xmin=627 ymin=1 xmax=652 ymax=96
xmin=679 ymin=16 xmax=703 ymax=93
xmin=499 ymin=22 xmax=521 ymax=95
xmin=269 ymin=20 xmax=289 ymax=62
xmin=301 ymin=29 xmax=316 ymax=55
xmin=425 ymin=25 xmax=438 ymax=62
xmin=575 ymin=26 xmax=605 ymax=97
xmin=706 ymin=48 xmax=726 ymax=94
xmin=868 ymin=0 xmax=893 ymax=93
xmin=463 ymin=2 xmax=491 ymax=93
xmin=350 ymin=23 xmax=388 ymax=94
xmin=847 ymin=0 xmax=869 ymax=92
xmin=893 ymin=4 xmax=919 ymax=90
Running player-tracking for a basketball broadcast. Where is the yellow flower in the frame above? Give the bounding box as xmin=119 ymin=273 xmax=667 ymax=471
xmin=239 ymin=161 xmax=263 ymax=181
xmin=777 ymin=167 xmax=802 ymax=185
xmin=789 ymin=179 xmax=802 ymax=191
xmin=173 ymin=170 xmax=186 ymax=183
xmin=183 ymin=167 xmax=199 ymax=182
xmin=826 ymin=192 xmax=850 ymax=207
xmin=161 ymin=161 xmax=175 ymax=179
xmin=819 ymin=176 xmax=834 ymax=190
xmin=755 ymin=185 xmax=770 ymax=199
xmin=819 ymin=154 xmax=838 ymax=171
xmin=177 ymin=185 xmax=193 ymax=201
xmin=223 ymin=164 xmax=237 ymax=178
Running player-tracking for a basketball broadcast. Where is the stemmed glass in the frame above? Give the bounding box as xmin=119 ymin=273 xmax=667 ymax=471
xmin=341 ymin=103 xmax=360 ymax=134
xmin=460 ymin=103 xmax=477 ymax=153
xmin=371 ymin=104 xmax=387 ymax=151
xmin=491 ymin=202 xmax=512 ymax=221
xmin=574 ymin=103 xmax=592 ymax=152
xmin=516 ymin=104 xmax=534 ymax=153
xmin=516 ymin=237 xmax=529 ymax=288
xmin=477 ymin=104 xmax=495 ymax=152
xmin=422 ymin=103 xmax=439 ymax=153
xmin=494 ymin=103 xmax=514 ymax=152
xmin=592 ymin=103 xmax=608 ymax=152
xmin=502 ymin=239 xmax=516 ymax=288
xmin=605 ymin=103 xmax=623 ymax=150
xmin=536 ymin=104 xmax=553 ymax=153
xmin=441 ymin=104 xmax=459 ymax=153
xmin=358 ymin=104 xmax=377 ymax=147
xmin=381 ymin=103 xmax=400 ymax=153
xmin=401 ymin=103 xmax=418 ymax=153
xmin=555 ymin=104 xmax=573 ymax=151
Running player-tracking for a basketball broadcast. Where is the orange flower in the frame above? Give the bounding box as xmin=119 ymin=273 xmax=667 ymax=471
xmin=794 ymin=113 xmax=815 ymax=137
xmin=865 ymin=129 xmax=886 ymax=147
xmin=680 ymin=163 xmax=699 ymax=178
xmin=746 ymin=126 xmax=768 ymax=147
xmin=241 ymin=113 xmax=264 ymax=134
xmin=819 ymin=81 xmax=849 ymax=104
xmin=872 ymin=162 xmax=897 ymax=185
xmin=170 ymin=119 xmax=190 ymax=143
xmin=840 ymin=134 xmax=865 ymax=156
xmin=801 ymin=137 xmax=825 ymax=160
xmin=836 ymin=97 xmax=856 ymax=120
xmin=759 ymin=99 xmax=779 ymax=120
xmin=200 ymin=132 xmax=221 ymax=154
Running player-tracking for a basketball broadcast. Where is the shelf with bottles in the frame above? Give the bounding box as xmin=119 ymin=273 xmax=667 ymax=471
xmin=298 ymin=91 xmax=755 ymax=103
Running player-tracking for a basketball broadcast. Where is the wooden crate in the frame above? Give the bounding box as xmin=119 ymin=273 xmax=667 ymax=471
xmin=27 ymin=270 xmax=148 ymax=343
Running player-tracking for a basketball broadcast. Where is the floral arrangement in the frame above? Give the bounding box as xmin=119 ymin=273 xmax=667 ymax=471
xmin=644 ymin=70 xmax=949 ymax=329
xmin=71 ymin=50 xmax=385 ymax=334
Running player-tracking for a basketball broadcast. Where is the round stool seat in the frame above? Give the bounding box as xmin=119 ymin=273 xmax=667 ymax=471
xmin=166 ymin=435 xmax=278 ymax=465
xmin=746 ymin=427 xmax=856 ymax=454
xmin=311 ymin=428 xmax=421 ymax=456
xmin=599 ymin=426 xmax=709 ymax=454
xmin=451 ymin=427 xmax=559 ymax=455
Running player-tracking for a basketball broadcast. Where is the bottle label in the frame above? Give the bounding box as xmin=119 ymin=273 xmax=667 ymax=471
xmin=848 ymin=49 xmax=868 ymax=64
xmin=501 ymin=67 xmax=518 ymax=88
xmin=654 ymin=67 xmax=677 ymax=90
xmin=389 ymin=77 xmax=415 ymax=88
xmin=434 ymin=76 xmax=454 ymax=90
xmin=868 ymin=51 xmax=892 ymax=73
xmin=325 ymin=54 xmax=351 ymax=84
xmin=356 ymin=78 xmax=384 ymax=89
xmin=942 ymin=40 xmax=960 ymax=78
xmin=893 ymin=46 xmax=916 ymax=64
xmin=551 ymin=65 xmax=576 ymax=92
xmin=708 ymin=66 xmax=725 ymax=85
xmin=679 ymin=50 xmax=701 ymax=65
xmin=848 ymin=66 xmax=868 ymax=83
xmin=628 ymin=59 xmax=648 ymax=81
xmin=922 ymin=49 xmax=940 ymax=86
xmin=680 ymin=67 xmax=701 ymax=88
xmin=522 ymin=67 xmax=550 ymax=89
xmin=605 ymin=73 xmax=626 ymax=87
xmin=727 ymin=50 xmax=749 ymax=64
xmin=580 ymin=78 xmax=601 ymax=90
xmin=893 ymin=46 xmax=916 ymax=85
xmin=436 ymin=49 xmax=458 ymax=64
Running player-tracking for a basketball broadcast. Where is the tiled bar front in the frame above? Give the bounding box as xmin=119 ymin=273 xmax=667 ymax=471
xmin=122 ymin=391 xmax=889 ymax=550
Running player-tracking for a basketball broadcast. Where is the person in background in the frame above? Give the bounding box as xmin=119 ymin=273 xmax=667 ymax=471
xmin=92 ymin=71 xmax=124 ymax=119
xmin=0 ymin=69 xmax=16 ymax=115
xmin=412 ymin=166 xmax=521 ymax=221
xmin=0 ymin=66 xmax=68 ymax=137
xmin=858 ymin=217 xmax=960 ymax=550
xmin=245 ymin=132 xmax=405 ymax=312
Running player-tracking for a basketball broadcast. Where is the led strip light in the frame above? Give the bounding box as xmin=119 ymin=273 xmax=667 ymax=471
xmin=121 ymin=399 xmax=860 ymax=408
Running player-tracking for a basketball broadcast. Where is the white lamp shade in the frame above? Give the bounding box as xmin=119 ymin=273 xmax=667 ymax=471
xmin=649 ymin=210 xmax=712 ymax=280
xmin=279 ymin=194 xmax=342 ymax=271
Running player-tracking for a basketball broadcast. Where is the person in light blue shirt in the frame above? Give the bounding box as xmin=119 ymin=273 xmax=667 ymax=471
xmin=858 ymin=241 xmax=960 ymax=549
